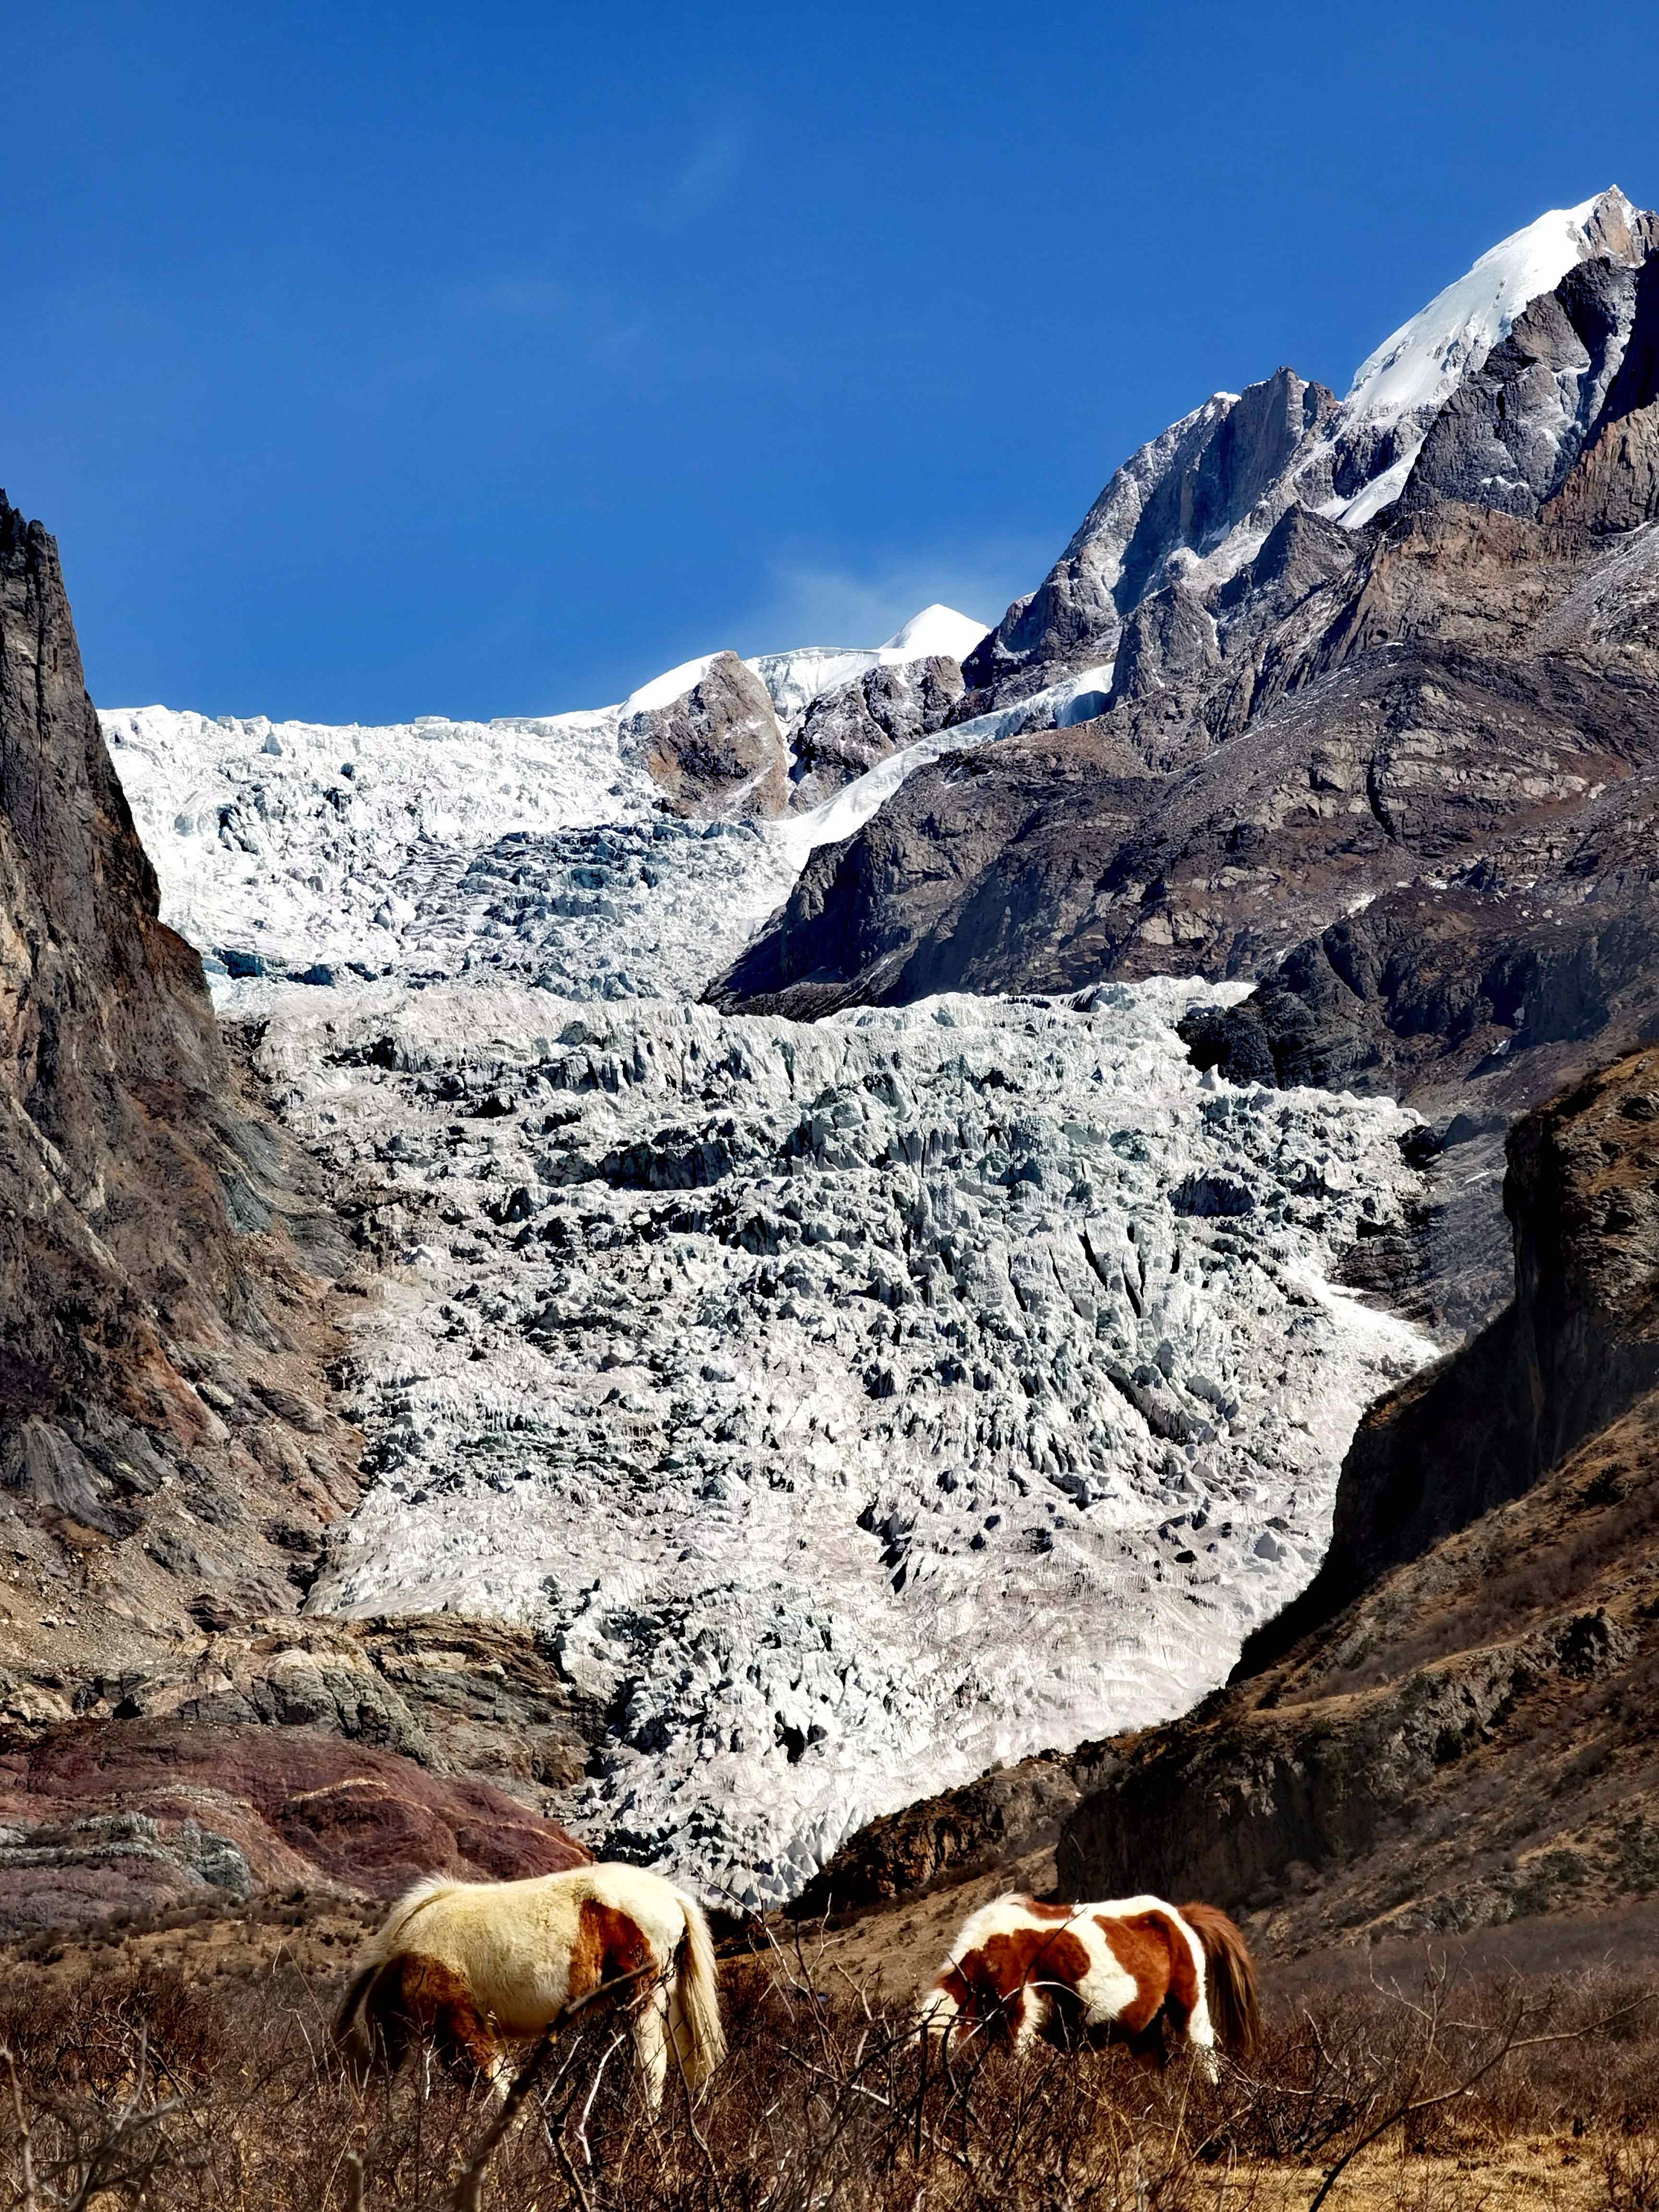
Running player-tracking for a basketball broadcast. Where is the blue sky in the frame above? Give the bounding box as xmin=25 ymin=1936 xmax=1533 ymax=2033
xmin=5 ymin=1 xmax=1656 ymax=722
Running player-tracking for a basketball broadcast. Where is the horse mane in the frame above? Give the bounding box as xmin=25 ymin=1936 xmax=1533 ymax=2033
xmin=1179 ymin=1903 xmax=1260 ymax=2054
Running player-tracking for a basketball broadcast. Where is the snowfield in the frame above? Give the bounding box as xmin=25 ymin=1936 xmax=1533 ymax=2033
xmin=101 ymin=608 xmax=995 ymax=993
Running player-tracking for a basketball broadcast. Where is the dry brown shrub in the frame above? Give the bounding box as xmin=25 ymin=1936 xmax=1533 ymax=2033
xmin=0 ymin=1936 xmax=1655 ymax=2208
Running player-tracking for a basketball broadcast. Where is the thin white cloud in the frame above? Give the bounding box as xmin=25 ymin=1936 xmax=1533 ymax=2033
xmin=653 ymin=126 xmax=746 ymax=229
xmin=741 ymin=543 xmax=1047 ymax=651
xmin=453 ymin=275 xmax=655 ymax=367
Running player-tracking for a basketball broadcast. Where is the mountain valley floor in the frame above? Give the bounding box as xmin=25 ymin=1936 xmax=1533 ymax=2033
xmin=5 ymin=1868 xmax=1659 ymax=2210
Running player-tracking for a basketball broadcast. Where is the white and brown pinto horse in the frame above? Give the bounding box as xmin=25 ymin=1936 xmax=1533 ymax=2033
xmin=333 ymin=1863 xmax=725 ymax=2110
xmin=920 ymin=1892 xmax=1258 ymax=2078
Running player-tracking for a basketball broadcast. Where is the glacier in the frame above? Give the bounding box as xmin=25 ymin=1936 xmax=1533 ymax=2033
xmin=104 ymin=601 xmax=1434 ymax=1906
xmin=240 ymin=974 xmax=1428 ymax=1907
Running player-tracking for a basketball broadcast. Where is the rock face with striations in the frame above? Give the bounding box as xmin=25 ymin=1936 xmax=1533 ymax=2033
xmin=0 ymin=489 xmax=359 ymax=1659
xmin=0 ymin=492 xmax=592 ymax=1927
xmin=962 ymin=370 xmax=1340 ymax=694
xmin=622 ymin=649 xmax=791 ymax=817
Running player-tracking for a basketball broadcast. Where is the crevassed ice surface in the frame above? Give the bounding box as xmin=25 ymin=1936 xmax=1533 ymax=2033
xmin=102 ymin=703 xmax=800 ymax=997
xmin=106 ymin=633 xmax=1432 ymax=1909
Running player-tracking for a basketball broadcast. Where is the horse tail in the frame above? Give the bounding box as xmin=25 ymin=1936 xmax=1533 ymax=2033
xmin=1180 ymin=1902 xmax=1260 ymax=2055
xmin=667 ymin=1890 xmax=726 ymax=2093
xmin=331 ymin=1959 xmax=381 ymax=2055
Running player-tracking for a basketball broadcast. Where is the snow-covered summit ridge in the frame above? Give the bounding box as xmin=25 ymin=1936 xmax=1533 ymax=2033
xmin=1342 ymin=188 xmax=1636 ymax=432
xmin=965 ymin=189 xmax=1657 ymax=680
xmin=1321 ymin=186 xmax=1651 ymax=529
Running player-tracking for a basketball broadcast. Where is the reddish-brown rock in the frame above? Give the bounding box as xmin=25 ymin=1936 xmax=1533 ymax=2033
xmin=0 ymin=1717 xmax=589 ymax=1931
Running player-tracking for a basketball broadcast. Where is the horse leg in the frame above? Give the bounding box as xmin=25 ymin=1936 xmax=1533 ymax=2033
xmin=1178 ymin=1988 xmax=1219 ymax=2084
xmin=1009 ymin=1982 xmax=1048 ymax=2059
xmin=355 ymin=1959 xmax=417 ymax=2081
xmin=631 ymin=1985 xmax=672 ymax=2114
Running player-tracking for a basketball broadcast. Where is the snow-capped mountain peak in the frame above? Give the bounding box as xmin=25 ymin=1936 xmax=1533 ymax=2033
xmin=1341 ymin=187 xmax=1635 ymax=433
xmin=618 ymin=603 xmax=988 ymax=725
xmin=878 ymin=603 xmax=989 ymax=659
xmin=965 ymin=186 xmax=1659 ymax=678
xmin=1325 ymin=186 xmax=1653 ymax=528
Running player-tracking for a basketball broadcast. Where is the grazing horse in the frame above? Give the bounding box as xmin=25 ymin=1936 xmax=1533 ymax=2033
xmin=332 ymin=1863 xmax=725 ymax=2111
xmin=919 ymin=1891 xmax=1258 ymax=2079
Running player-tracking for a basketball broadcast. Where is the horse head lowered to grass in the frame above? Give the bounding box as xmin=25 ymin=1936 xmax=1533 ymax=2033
xmin=332 ymin=1862 xmax=725 ymax=2111
xmin=919 ymin=1891 xmax=1259 ymax=2078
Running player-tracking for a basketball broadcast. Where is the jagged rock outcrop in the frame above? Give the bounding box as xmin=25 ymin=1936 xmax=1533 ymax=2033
xmin=962 ymin=370 xmax=1339 ymax=691
xmin=2 ymin=492 xmax=228 ymax=1428
xmin=0 ymin=493 xmax=363 ymax=1659
xmin=790 ymin=1743 xmax=1122 ymax=1920
xmin=621 ymin=650 xmax=790 ymax=817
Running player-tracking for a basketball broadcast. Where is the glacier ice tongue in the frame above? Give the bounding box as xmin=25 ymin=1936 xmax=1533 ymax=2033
xmin=245 ymin=974 xmax=1431 ymax=1911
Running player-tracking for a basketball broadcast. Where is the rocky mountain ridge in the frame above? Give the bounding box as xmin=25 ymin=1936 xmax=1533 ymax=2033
xmin=714 ymin=191 xmax=1659 ymax=1222
xmin=957 ymin=186 xmax=1659 ymax=699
